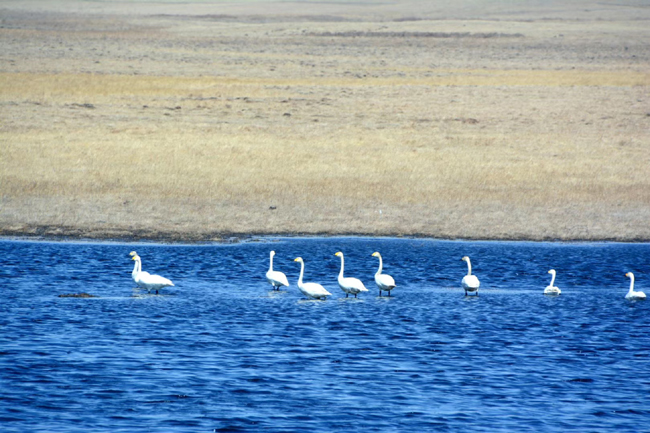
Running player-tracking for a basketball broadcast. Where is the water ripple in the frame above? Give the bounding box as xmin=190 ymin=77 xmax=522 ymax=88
xmin=0 ymin=238 xmax=649 ymax=432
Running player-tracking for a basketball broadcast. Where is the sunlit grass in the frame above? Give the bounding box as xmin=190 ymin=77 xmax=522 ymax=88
xmin=2 ymin=70 xmax=649 ymax=102
xmin=1 ymin=2 xmax=649 ymax=240
xmin=3 ymin=116 xmax=649 ymax=239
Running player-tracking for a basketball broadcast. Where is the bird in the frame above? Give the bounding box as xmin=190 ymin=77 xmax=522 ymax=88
xmin=129 ymin=251 xmax=150 ymax=288
xmin=266 ymin=251 xmax=289 ymax=291
xmin=293 ymin=257 xmax=331 ymax=300
xmin=372 ymin=252 xmax=396 ymax=297
xmin=334 ymin=251 xmax=368 ymax=298
xmin=544 ymin=269 xmax=561 ymax=295
xmin=625 ymin=272 xmax=646 ymax=300
xmin=461 ymin=256 xmax=480 ymax=296
xmin=129 ymin=252 xmax=174 ymax=294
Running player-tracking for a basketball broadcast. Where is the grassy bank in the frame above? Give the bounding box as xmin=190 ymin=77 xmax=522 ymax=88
xmin=1 ymin=1 xmax=649 ymax=241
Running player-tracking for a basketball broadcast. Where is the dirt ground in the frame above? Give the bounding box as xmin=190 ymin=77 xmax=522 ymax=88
xmin=1 ymin=0 xmax=649 ymax=242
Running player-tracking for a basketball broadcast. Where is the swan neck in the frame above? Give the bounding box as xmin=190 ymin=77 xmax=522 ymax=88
xmin=376 ymin=256 xmax=383 ymax=276
xmin=628 ymin=275 xmax=635 ymax=293
xmin=550 ymin=272 xmax=556 ymax=287
xmin=466 ymin=260 xmax=472 ymax=276
xmin=298 ymin=261 xmax=304 ymax=285
xmin=269 ymin=253 xmax=274 ymax=272
xmin=132 ymin=258 xmax=141 ymax=276
xmin=338 ymin=255 xmax=345 ymax=278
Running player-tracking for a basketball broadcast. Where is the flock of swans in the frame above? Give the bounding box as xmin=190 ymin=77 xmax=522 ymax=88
xmin=129 ymin=250 xmax=647 ymax=300
xmin=269 ymin=251 xmax=646 ymax=300
xmin=269 ymin=251 xmax=382 ymax=300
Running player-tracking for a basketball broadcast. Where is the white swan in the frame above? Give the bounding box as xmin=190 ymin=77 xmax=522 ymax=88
xmin=544 ymin=269 xmax=561 ymax=295
xmin=335 ymin=251 xmax=368 ymax=298
xmin=130 ymin=252 xmax=174 ymax=294
xmin=625 ymin=272 xmax=646 ymax=300
xmin=461 ymin=256 xmax=480 ymax=296
xmin=372 ymin=252 xmax=396 ymax=296
xmin=266 ymin=251 xmax=289 ymax=291
xmin=294 ymin=257 xmax=331 ymax=300
xmin=130 ymin=251 xmax=150 ymax=288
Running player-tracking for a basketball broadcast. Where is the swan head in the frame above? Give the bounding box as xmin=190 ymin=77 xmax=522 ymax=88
xmin=461 ymin=256 xmax=470 ymax=262
xmin=270 ymin=250 xmax=276 ymax=257
xmin=548 ymin=269 xmax=556 ymax=275
xmin=129 ymin=251 xmax=137 ymax=257
xmin=372 ymin=252 xmax=380 ymax=258
xmin=335 ymin=252 xmax=343 ymax=258
xmin=294 ymin=257 xmax=303 ymax=263
xmin=626 ymin=272 xmax=634 ymax=279
xmin=131 ymin=254 xmax=140 ymax=261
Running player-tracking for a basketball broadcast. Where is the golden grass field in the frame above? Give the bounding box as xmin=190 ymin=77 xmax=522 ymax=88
xmin=1 ymin=0 xmax=649 ymax=241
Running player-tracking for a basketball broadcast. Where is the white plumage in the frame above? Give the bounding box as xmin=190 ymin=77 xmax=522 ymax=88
xmin=461 ymin=256 xmax=480 ymax=296
xmin=625 ymin=272 xmax=646 ymax=300
xmin=266 ymin=251 xmax=289 ymax=291
xmin=130 ymin=251 xmax=149 ymax=288
xmin=544 ymin=269 xmax=561 ymax=295
xmin=294 ymin=257 xmax=331 ymax=300
xmin=335 ymin=251 xmax=368 ymax=298
xmin=372 ymin=252 xmax=396 ymax=297
xmin=129 ymin=251 xmax=174 ymax=294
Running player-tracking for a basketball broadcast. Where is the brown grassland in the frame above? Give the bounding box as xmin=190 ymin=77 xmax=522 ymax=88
xmin=1 ymin=0 xmax=649 ymax=241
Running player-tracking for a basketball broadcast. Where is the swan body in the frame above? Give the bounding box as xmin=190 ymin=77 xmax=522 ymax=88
xmin=266 ymin=251 xmax=289 ymax=290
xmin=372 ymin=252 xmax=396 ymax=296
xmin=461 ymin=256 xmax=480 ymax=296
xmin=130 ymin=252 xmax=174 ymax=294
xmin=335 ymin=251 xmax=368 ymax=298
xmin=625 ymin=272 xmax=646 ymax=300
xmin=544 ymin=269 xmax=561 ymax=295
xmin=294 ymin=257 xmax=331 ymax=300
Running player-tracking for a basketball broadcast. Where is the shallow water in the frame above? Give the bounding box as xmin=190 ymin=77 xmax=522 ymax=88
xmin=1 ymin=237 xmax=649 ymax=432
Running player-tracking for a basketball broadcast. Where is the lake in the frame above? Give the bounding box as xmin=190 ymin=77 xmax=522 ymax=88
xmin=1 ymin=237 xmax=649 ymax=432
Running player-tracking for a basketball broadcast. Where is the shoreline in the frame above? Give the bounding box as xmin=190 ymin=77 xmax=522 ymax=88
xmin=2 ymin=225 xmax=648 ymax=245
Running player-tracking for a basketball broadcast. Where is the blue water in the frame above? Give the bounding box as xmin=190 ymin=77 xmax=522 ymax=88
xmin=1 ymin=237 xmax=649 ymax=432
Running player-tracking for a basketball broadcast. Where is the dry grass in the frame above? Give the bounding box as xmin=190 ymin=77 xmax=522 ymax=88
xmin=1 ymin=0 xmax=650 ymax=241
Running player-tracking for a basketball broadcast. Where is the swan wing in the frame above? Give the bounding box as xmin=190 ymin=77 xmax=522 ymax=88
xmin=139 ymin=272 xmax=174 ymax=287
xmin=266 ymin=270 xmax=289 ymax=287
xmin=339 ymin=277 xmax=368 ymax=293
xmin=544 ymin=286 xmax=561 ymax=295
xmin=375 ymin=273 xmax=396 ymax=290
xmin=462 ymin=275 xmax=480 ymax=290
xmin=133 ymin=271 xmax=151 ymax=287
xmin=302 ymin=282 xmax=331 ymax=298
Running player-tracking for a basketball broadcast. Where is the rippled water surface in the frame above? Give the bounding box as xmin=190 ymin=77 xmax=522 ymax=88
xmin=1 ymin=238 xmax=649 ymax=432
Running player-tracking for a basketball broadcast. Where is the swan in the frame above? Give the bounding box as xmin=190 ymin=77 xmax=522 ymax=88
xmin=544 ymin=269 xmax=561 ymax=295
xmin=625 ymin=272 xmax=646 ymax=300
xmin=130 ymin=252 xmax=174 ymax=294
xmin=334 ymin=251 xmax=368 ymax=298
xmin=372 ymin=252 xmax=396 ymax=296
xmin=294 ymin=257 xmax=331 ymax=300
xmin=461 ymin=256 xmax=480 ymax=296
xmin=129 ymin=251 xmax=150 ymax=288
xmin=266 ymin=251 xmax=289 ymax=291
